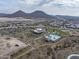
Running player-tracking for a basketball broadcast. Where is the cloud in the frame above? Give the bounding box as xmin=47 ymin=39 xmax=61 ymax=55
xmin=19 ymin=0 xmax=43 ymax=6
xmin=4 ymin=0 xmax=79 ymax=11
xmin=18 ymin=0 xmax=51 ymax=11
xmin=24 ymin=0 xmax=42 ymax=5
xmin=39 ymin=0 xmax=79 ymax=16
xmin=0 ymin=0 xmax=79 ymax=16
xmin=19 ymin=0 xmax=79 ymax=9
xmin=43 ymin=0 xmax=79 ymax=8
xmin=19 ymin=0 xmax=51 ymax=7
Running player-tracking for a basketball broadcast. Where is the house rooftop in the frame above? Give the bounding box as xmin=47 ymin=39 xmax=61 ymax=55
xmin=33 ymin=28 xmax=45 ymax=34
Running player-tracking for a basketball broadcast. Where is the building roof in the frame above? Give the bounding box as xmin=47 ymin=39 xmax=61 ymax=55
xmin=33 ymin=28 xmax=45 ymax=33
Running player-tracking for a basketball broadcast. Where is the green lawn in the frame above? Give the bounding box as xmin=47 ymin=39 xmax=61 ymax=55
xmin=48 ymin=28 xmax=70 ymax=37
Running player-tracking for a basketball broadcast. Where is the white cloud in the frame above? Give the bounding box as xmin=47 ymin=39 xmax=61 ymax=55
xmin=19 ymin=0 xmax=43 ymax=6
xmin=45 ymin=0 xmax=79 ymax=8
xmin=59 ymin=0 xmax=79 ymax=8
xmin=19 ymin=0 xmax=79 ymax=8
xmin=17 ymin=0 xmax=79 ymax=16
xmin=39 ymin=0 xmax=79 ymax=16
xmin=1 ymin=0 xmax=79 ymax=16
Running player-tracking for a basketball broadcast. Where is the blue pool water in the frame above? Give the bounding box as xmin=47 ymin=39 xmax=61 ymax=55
xmin=70 ymin=56 xmax=79 ymax=59
xmin=46 ymin=33 xmax=61 ymax=41
xmin=67 ymin=54 xmax=79 ymax=59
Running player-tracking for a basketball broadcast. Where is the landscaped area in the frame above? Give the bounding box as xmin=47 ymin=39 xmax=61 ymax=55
xmin=48 ymin=28 xmax=70 ymax=37
xmin=0 ymin=19 xmax=79 ymax=59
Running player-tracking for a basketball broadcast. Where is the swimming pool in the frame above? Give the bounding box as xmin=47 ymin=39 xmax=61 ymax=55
xmin=45 ymin=33 xmax=61 ymax=41
xmin=67 ymin=54 xmax=79 ymax=59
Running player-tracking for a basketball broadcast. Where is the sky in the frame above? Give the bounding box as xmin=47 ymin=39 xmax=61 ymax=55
xmin=0 ymin=0 xmax=79 ymax=16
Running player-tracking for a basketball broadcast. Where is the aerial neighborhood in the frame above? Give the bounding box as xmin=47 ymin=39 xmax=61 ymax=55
xmin=0 ymin=10 xmax=79 ymax=59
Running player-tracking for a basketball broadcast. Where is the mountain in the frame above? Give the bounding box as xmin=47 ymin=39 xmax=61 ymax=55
xmin=56 ymin=15 xmax=79 ymax=21
xmin=0 ymin=10 xmax=79 ymax=20
xmin=0 ymin=10 xmax=53 ymax=19
xmin=30 ymin=11 xmax=53 ymax=18
xmin=0 ymin=13 xmax=9 ymax=17
xmin=2 ymin=10 xmax=29 ymax=18
xmin=9 ymin=10 xmax=28 ymax=17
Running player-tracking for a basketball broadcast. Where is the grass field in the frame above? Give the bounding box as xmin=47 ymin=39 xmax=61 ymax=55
xmin=48 ymin=28 xmax=70 ymax=37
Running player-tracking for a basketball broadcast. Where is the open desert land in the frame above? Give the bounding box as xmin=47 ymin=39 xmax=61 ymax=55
xmin=0 ymin=17 xmax=79 ymax=59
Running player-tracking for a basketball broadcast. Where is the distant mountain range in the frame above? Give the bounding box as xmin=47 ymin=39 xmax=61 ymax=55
xmin=56 ymin=15 xmax=79 ymax=21
xmin=0 ymin=10 xmax=54 ymax=19
xmin=0 ymin=10 xmax=79 ymax=21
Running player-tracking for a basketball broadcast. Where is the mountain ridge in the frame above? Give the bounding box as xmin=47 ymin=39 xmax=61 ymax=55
xmin=0 ymin=10 xmax=53 ymax=19
xmin=0 ymin=10 xmax=79 ymax=20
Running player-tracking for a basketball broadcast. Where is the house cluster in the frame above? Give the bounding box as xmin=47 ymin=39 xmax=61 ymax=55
xmin=50 ymin=21 xmax=63 ymax=27
xmin=65 ymin=23 xmax=79 ymax=29
xmin=50 ymin=21 xmax=79 ymax=29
